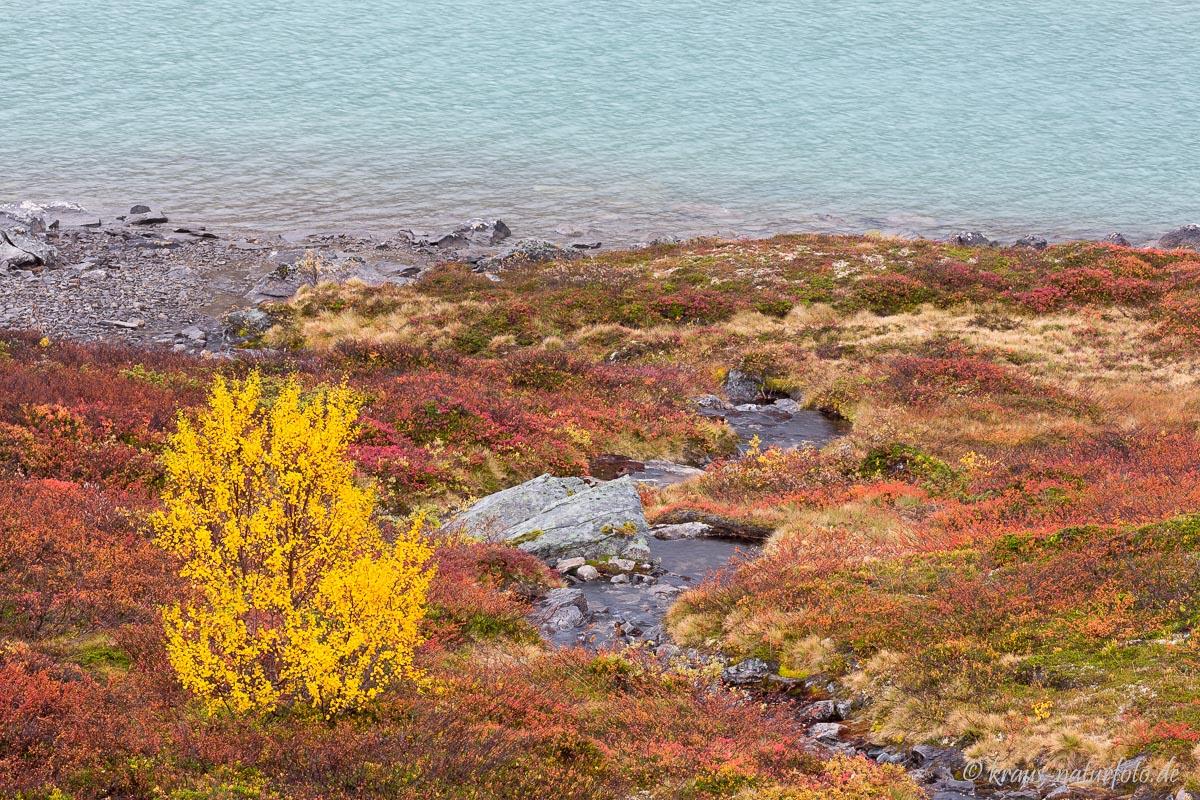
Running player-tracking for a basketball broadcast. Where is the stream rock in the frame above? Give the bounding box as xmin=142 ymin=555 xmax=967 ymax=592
xmin=536 ymin=588 xmax=591 ymax=630
xmin=911 ymin=745 xmax=966 ymax=772
xmin=652 ymin=509 xmax=774 ymax=541
xmin=724 ymin=369 xmax=768 ymax=403
xmin=651 ymin=522 xmax=715 ymax=540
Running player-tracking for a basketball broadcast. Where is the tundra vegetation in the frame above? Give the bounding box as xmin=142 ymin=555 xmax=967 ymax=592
xmin=3 ymin=233 xmax=1200 ymax=796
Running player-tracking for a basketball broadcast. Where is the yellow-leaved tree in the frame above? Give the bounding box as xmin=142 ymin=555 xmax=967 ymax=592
xmin=154 ymin=372 xmax=433 ymax=717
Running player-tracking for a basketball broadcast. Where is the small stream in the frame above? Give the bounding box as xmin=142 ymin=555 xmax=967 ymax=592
xmin=542 ymin=398 xmax=844 ymax=649
xmin=538 ymin=400 xmax=1130 ymax=799
xmin=699 ymin=398 xmax=849 ymax=454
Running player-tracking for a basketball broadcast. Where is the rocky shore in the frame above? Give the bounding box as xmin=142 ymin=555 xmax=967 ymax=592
xmin=0 ymin=202 xmax=604 ymax=352
xmin=6 ymin=199 xmax=1200 ymax=353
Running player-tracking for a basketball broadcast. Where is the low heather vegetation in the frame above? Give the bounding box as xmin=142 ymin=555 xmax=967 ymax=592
xmin=5 ymin=232 xmax=1200 ymax=796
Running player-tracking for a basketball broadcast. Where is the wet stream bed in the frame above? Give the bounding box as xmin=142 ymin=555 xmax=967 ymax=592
xmin=537 ymin=398 xmax=844 ymax=649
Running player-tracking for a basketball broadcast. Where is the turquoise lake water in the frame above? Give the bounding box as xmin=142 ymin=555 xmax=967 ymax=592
xmin=4 ymin=0 xmax=1199 ymax=243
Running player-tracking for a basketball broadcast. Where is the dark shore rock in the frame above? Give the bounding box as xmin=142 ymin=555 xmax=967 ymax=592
xmin=635 ymin=235 xmax=683 ymax=248
xmin=475 ymin=238 xmax=580 ymax=272
xmin=1103 ymin=232 xmax=1131 ymax=247
xmin=1013 ymin=235 xmax=1048 ymax=250
xmin=126 ymin=207 xmax=169 ymax=225
xmin=1159 ymin=225 xmax=1200 ymax=251
xmin=945 ymin=231 xmax=995 ymax=248
xmin=406 ymin=218 xmax=511 ymax=249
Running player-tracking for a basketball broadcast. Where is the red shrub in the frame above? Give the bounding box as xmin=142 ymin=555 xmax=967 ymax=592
xmin=0 ymin=479 xmax=173 ymax=638
xmin=650 ymin=289 xmax=739 ymax=323
xmin=0 ymin=645 xmax=153 ymax=796
xmin=885 ymin=353 xmax=1033 ymax=404
xmin=855 ymin=272 xmax=931 ymax=314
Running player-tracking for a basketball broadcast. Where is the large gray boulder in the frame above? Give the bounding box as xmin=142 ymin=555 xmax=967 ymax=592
xmin=1159 ymin=225 xmax=1200 ymax=251
xmin=503 ymin=476 xmax=650 ymax=561
xmin=455 ymin=474 xmax=589 ymax=539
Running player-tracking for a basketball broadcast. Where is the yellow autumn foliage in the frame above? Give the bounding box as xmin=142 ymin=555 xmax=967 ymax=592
xmin=154 ymin=372 xmax=433 ymax=717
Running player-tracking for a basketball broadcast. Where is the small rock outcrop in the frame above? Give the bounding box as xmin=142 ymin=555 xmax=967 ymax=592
xmin=535 ymin=588 xmax=591 ymax=630
xmin=1159 ymin=225 xmax=1200 ymax=251
xmin=247 ymin=252 xmax=416 ymax=303
xmin=1103 ymin=232 xmax=1131 ymax=247
xmin=945 ymin=231 xmax=995 ymax=248
xmin=475 ymin=238 xmax=580 ymax=272
xmin=221 ymin=308 xmax=273 ymax=346
xmin=1013 ymin=235 xmax=1047 ymax=250
xmin=721 ymin=657 xmax=775 ymax=687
